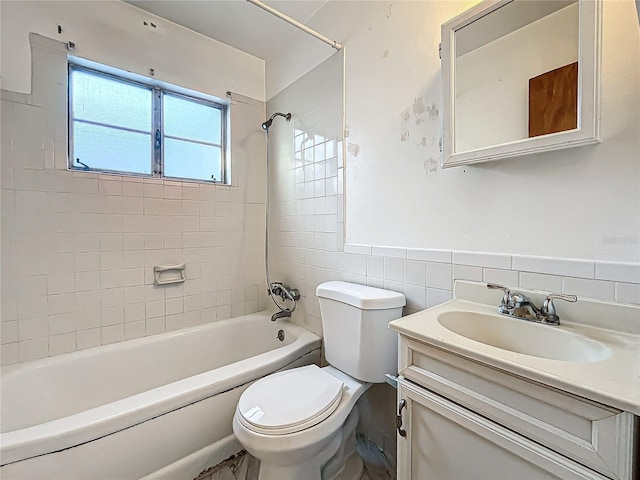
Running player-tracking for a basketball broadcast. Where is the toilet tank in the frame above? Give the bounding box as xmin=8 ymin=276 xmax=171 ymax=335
xmin=316 ymin=281 xmax=405 ymax=383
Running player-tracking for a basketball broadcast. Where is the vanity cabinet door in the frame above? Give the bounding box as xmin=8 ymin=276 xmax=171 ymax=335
xmin=399 ymin=336 xmax=636 ymax=479
xmin=397 ymin=378 xmax=607 ymax=480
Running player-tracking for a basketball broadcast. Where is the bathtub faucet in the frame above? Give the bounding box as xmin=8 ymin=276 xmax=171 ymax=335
xmin=271 ymin=309 xmax=292 ymax=321
xmin=269 ymin=282 xmax=301 ymax=303
xmin=267 ymin=282 xmax=300 ymax=321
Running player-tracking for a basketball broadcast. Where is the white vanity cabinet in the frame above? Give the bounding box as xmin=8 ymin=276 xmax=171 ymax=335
xmin=395 ymin=336 xmax=637 ymax=480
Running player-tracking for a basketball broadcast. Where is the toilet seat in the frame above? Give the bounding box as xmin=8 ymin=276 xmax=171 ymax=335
xmin=237 ymin=365 xmax=344 ymax=435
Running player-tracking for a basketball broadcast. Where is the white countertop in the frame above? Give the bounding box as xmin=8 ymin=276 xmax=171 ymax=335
xmin=389 ymin=281 xmax=640 ymax=415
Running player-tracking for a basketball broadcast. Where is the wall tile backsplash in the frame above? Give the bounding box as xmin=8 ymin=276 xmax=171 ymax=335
xmin=1 ymin=36 xmax=266 ymax=365
xmin=275 ymin=237 xmax=640 ymax=339
xmin=285 ymin=241 xmax=640 ymax=337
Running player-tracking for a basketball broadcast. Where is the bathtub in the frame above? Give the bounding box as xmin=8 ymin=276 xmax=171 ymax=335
xmin=0 ymin=312 xmax=321 ymax=479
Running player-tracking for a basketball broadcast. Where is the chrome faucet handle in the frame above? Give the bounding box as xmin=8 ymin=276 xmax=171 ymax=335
xmin=539 ymin=293 xmax=577 ymax=325
xmin=510 ymin=291 xmax=538 ymax=308
xmin=486 ymin=283 xmax=513 ymax=312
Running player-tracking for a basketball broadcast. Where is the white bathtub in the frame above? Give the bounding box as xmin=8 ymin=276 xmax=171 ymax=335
xmin=0 ymin=312 xmax=321 ymax=479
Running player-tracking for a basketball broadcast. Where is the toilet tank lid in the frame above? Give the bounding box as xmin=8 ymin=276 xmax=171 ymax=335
xmin=316 ymin=281 xmax=406 ymax=310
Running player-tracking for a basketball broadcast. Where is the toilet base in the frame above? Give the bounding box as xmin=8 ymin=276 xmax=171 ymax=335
xmin=258 ymin=430 xmax=340 ymax=480
xmin=256 ymin=407 xmax=362 ymax=480
xmin=332 ymin=450 xmax=366 ymax=480
xmin=323 ymin=406 xmax=363 ymax=480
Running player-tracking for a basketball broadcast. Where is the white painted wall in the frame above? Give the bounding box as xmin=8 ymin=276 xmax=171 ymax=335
xmin=265 ymin=2 xmax=387 ymax=100
xmin=269 ymin=0 xmax=640 ymax=263
xmin=0 ymin=0 xmax=265 ymax=101
xmin=265 ymin=45 xmax=639 ymax=469
xmin=455 ymin=3 xmax=579 ymax=152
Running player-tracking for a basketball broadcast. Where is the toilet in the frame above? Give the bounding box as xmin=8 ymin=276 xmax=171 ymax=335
xmin=233 ymin=281 xmax=405 ymax=480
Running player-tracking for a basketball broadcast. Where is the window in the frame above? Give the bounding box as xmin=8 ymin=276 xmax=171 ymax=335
xmin=68 ymin=63 xmax=228 ymax=183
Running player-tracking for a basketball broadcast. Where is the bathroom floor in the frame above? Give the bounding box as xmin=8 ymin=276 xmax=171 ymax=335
xmin=194 ymin=446 xmax=395 ymax=480
xmin=356 ymin=436 xmax=396 ymax=480
xmin=194 ymin=451 xmax=260 ymax=480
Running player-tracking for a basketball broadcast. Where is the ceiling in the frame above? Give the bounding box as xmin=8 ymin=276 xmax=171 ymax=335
xmin=125 ymin=0 xmax=328 ymax=60
xmin=456 ymin=0 xmax=576 ymax=57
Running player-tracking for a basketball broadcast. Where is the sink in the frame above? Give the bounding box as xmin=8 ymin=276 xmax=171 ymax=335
xmin=437 ymin=311 xmax=612 ymax=362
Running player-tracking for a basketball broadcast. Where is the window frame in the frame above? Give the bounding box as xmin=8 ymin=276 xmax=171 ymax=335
xmin=68 ymin=62 xmax=229 ymax=184
xmin=160 ymin=90 xmax=227 ymax=183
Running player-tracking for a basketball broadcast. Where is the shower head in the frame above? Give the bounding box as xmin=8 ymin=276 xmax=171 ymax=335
xmin=262 ymin=112 xmax=292 ymax=131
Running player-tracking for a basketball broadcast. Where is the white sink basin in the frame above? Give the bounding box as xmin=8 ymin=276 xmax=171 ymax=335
xmin=437 ymin=311 xmax=612 ymax=362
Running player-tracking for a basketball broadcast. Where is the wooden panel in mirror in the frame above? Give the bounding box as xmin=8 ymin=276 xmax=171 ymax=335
xmin=528 ymin=62 xmax=578 ymax=138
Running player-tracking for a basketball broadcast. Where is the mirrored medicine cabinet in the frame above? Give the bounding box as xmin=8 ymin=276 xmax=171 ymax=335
xmin=441 ymin=0 xmax=602 ymax=168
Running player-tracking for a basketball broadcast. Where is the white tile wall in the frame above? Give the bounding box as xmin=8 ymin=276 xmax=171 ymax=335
xmin=383 ymin=258 xmax=404 ymax=282
xmin=595 ymin=261 xmax=640 ymax=284
xmin=452 ymin=251 xmax=511 ymax=270
xmin=519 ymin=272 xmax=563 ymax=292
xmin=616 ymin=283 xmax=640 ymax=304
xmin=407 ymin=248 xmax=451 ymax=263
xmin=0 ymin=36 xmax=267 ymax=365
xmin=344 ymin=243 xmax=372 ymax=256
xmin=372 ymin=246 xmax=406 ymax=259
xmin=342 ymin=245 xmax=639 ymax=316
xmin=426 ymin=262 xmax=453 ymax=290
xmin=482 ymin=268 xmax=519 ymax=287
xmin=367 ymin=256 xmax=384 ymax=280
xmin=404 ymin=260 xmax=426 ymax=286
xmin=512 ymin=255 xmax=595 ymax=278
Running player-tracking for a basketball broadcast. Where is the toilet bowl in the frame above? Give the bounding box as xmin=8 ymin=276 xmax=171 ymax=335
xmin=233 ymin=366 xmax=367 ymax=480
xmin=232 ymin=282 xmax=405 ymax=480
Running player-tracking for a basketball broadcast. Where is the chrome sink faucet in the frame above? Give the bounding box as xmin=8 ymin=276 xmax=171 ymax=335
xmin=487 ymin=284 xmax=577 ymax=325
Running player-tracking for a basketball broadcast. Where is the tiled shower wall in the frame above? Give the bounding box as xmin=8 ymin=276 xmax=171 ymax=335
xmin=1 ymin=35 xmax=267 ymax=365
xmin=266 ymin=50 xmax=406 ymax=460
xmin=267 ymin=52 xmax=345 ymax=337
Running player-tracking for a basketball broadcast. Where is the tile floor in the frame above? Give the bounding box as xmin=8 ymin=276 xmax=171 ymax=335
xmin=194 ymin=451 xmax=260 ymax=480
xmin=194 ymin=437 xmax=396 ymax=480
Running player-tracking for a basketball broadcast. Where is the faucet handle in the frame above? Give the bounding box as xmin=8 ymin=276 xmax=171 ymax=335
xmin=487 ymin=283 xmax=512 ymax=308
xmin=540 ymin=293 xmax=577 ymax=324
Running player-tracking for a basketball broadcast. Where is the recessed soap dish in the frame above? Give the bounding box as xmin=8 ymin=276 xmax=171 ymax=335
xmin=153 ymin=264 xmax=186 ymax=285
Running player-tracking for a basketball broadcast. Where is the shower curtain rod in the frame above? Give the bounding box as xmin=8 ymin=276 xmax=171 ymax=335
xmin=246 ymin=0 xmax=343 ymax=51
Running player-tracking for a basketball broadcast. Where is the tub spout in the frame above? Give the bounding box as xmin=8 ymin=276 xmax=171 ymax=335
xmin=271 ymin=310 xmax=292 ymax=321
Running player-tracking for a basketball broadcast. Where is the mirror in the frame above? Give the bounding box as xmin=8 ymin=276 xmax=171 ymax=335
xmin=441 ymin=0 xmax=601 ymax=168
